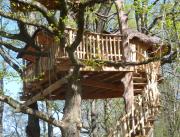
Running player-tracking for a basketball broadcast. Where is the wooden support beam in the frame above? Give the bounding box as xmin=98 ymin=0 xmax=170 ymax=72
xmin=102 ymin=72 xmax=123 ymax=82
xmin=24 ymin=77 xmax=68 ymax=106
xmin=82 ymin=79 xmax=124 ymax=91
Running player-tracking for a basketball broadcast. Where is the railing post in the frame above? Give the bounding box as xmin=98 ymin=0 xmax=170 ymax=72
xmin=117 ymin=37 xmax=121 ymax=61
xmin=113 ymin=37 xmax=117 ymax=61
xmin=105 ymin=36 xmax=109 ymax=60
xmin=109 ymin=36 xmax=113 ymax=61
xmin=86 ymin=34 xmax=90 ymax=59
xmin=93 ymin=35 xmax=96 ymax=58
xmin=97 ymin=34 xmax=101 ymax=59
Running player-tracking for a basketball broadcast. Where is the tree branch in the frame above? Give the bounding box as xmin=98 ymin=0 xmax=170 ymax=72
xmin=148 ymin=12 xmax=180 ymax=31
xmin=0 ymin=94 xmax=64 ymax=128
xmin=0 ymin=41 xmax=48 ymax=57
xmin=11 ymin=0 xmax=57 ymax=26
xmin=0 ymin=47 xmax=22 ymax=74
xmin=0 ymin=30 xmax=24 ymax=41
xmin=92 ymin=51 xmax=177 ymax=68
xmin=0 ymin=11 xmax=52 ymax=33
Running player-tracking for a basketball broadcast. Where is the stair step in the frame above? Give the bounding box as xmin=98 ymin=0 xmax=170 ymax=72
xmin=134 ymin=89 xmax=143 ymax=95
xmin=133 ymin=83 xmax=147 ymax=85
xmin=134 ymin=89 xmax=143 ymax=92
xmin=133 ymin=77 xmax=147 ymax=81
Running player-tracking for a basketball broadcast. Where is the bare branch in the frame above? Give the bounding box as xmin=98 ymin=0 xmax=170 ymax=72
xmin=11 ymin=0 xmax=57 ymax=26
xmin=0 ymin=47 xmax=22 ymax=74
xmin=0 ymin=94 xmax=64 ymax=128
xmin=148 ymin=12 xmax=180 ymax=31
xmin=0 ymin=11 xmax=52 ymax=33
xmin=92 ymin=51 xmax=177 ymax=68
xmin=0 ymin=41 xmax=48 ymax=57
xmin=0 ymin=30 xmax=23 ymax=41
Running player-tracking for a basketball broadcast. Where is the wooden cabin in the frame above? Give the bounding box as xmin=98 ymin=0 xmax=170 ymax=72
xmin=18 ymin=27 xmax=167 ymax=103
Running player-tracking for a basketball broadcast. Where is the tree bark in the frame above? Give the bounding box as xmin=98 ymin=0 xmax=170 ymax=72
xmin=121 ymin=72 xmax=134 ymax=113
xmin=96 ymin=3 xmax=113 ymax=33
xmin=26 ymin=102 xmax=40 ymax=137
xmin=115 ymin=0 xmax=134 ymax=112
xmin=46 ymin=101 xmax=53 ymax=137
xmin=90 ymin=100 xmax=98 ymax=137
xmin=61 ymin=67 xmax=82 ymax=137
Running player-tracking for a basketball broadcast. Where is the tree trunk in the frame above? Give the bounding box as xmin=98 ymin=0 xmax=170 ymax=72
xmin=26 ymin=102 xmax=40 ymax=137
xmin=46 ymin=101 xmax=53 ymax=137
xmin=0 ymin=79 xmax=4 ymax=136
xmin=96 ymin=3 xmax=113 ymax=33
xmin=115 ymin=0 xmax=129 ymax=62
xmin=61 ymin=67 xmax=82 ymax=137
xmin=121 ymin=72 xmax=134 ymax=113
xmin=90 ymin=100 xmax=98 ymax=137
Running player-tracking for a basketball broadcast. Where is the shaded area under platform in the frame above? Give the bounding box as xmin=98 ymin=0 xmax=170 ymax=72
xmin=20 ymin=70 xmax=148 ymax=107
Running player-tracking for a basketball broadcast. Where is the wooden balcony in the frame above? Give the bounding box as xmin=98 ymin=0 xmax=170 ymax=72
xmin=22 ymin=28 xmax=150 ymax=79
xmin=20 ymin=28 xmax=161 ymax=101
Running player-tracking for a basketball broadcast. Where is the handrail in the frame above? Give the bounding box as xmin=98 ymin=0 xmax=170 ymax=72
xmin=65 ymin=27 xmax=123 ymax=37
xmin=108 ymin=65 xmax=160 ymax=137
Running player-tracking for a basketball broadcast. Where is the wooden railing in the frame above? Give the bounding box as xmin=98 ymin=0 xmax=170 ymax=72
xmin=51 ymin=28 xmax=123 ymax=62
xmin=109 ymin=94 xmax=159 ymax=137
xmin=108 ymin=66 xmax=160 ymax=137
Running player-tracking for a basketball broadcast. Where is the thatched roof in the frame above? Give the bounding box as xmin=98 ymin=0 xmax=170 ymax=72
xmin=123 ymin=28 xmax=162 ymax=46
xmin=122 ymin=28 xmax=171 ymax=54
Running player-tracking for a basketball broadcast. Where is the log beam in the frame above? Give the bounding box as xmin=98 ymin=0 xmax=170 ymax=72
xmin=82 ymin=79 xmax=124 ymax=91
xmin=23 ymin=77 xmax=68 ymax=106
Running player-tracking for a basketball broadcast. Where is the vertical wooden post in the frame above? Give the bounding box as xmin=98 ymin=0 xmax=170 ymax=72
xmin=113 ymin=37 xmax=117 ymax=61
xmin=117 ymin=37 xmax=121 ymax=60
xmin=89 ymin=35 xmax=92 ymax=58
xmin=86 ymin=34 xmax=89 ymax=59
xmin=82 ymin=35 xmax=86 ymax=59
xmin=93 ymin=35 xmax=96 ymax=58
xmin=101 ymin=36 xmax=104 ymax=60
xmin=105 ymin=36 xmax=109 ymax=60
xmin=109 ymin=36 xmax=113 ymax=61
xmin=97 ymin=34 xmax=101 ymax=59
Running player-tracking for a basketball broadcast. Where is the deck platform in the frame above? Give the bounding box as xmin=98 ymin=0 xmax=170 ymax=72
xmin=19 ymin=28 xmax=160 ymax=103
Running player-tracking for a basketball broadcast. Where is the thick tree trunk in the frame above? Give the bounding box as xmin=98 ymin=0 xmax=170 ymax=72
xmin=115 ymin=0 xmax=129 ymax=62
xmin=121 ymin=72 xmax=134 ymax=113
xmin=26 ymin=102 xmax=40 ymax=137
xmin=61 ymin=67 xmax=82 ymax=137
xmin=0 ymin=79 xmax=4 ymax=136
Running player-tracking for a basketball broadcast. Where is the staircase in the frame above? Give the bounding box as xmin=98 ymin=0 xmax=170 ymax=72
xmin=108 ymin=71 xmax=160 ymax=137
xmin=133 ymin=72 xmax=147 ymax=96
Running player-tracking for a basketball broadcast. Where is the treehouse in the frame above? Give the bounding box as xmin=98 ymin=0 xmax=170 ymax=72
xmin=11 ymin=1 xmax=170 ymax=136
xmin=18 ymin=27 xmax=168 ymax=104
